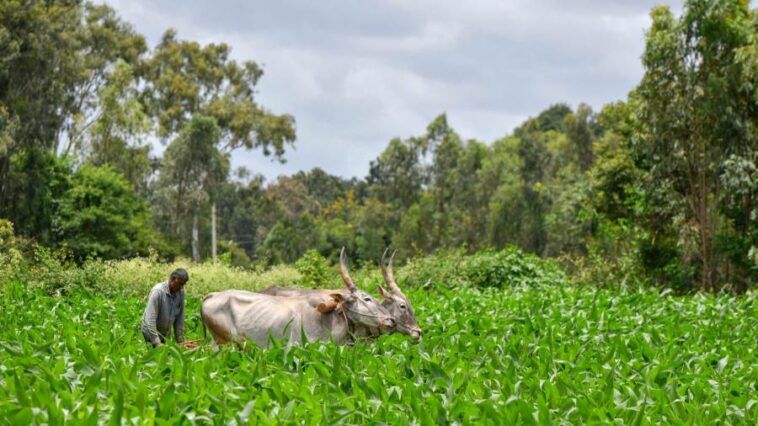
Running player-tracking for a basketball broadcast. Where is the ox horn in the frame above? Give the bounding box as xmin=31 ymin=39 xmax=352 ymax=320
xmin=339 ymin=247 xmax=357 ymax=292
xmin=381 ymin=248 xmax=405 ymax=298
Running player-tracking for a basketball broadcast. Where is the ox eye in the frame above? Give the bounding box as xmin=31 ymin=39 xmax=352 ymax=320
xmin=400 ymin=304 xmax=407 ymax=309
xmin=363 ymin=297 xmax=371 ymax=302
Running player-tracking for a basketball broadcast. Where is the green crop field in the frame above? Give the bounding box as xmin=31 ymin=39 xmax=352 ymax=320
xmin=1 ymin=279 xmax=756 ymax=425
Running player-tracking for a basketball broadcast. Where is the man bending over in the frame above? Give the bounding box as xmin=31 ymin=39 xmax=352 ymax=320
xmin=141 ymin=268 xmax=188 ymax=347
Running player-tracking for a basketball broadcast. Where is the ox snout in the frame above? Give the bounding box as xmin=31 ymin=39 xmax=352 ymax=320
xmin=410 ymin=327 xmax=422 ymax=341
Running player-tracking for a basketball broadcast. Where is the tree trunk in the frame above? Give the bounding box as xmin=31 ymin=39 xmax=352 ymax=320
xmin=192 ymin=212 xmax=200 ymax=262
xmin=699 ymin=187 xmax=711 ymax=293
xmin=211 ymin=202 xmax=217 ymax=261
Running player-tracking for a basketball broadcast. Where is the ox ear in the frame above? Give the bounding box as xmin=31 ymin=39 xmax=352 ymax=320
xmin=376 ymin=284 xmax=388 ymax=298
xmin=317 ymin=293 xmax=344 ymax=314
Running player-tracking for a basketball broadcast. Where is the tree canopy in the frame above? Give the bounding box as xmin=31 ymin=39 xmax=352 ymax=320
xmin=1 ymin=0 xmax=755 ymax=293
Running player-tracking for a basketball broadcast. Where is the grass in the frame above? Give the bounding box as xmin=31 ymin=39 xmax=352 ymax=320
xmin=1 ymin=276 xmax=756 ymax=424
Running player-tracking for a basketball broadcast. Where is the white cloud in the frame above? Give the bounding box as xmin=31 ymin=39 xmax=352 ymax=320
xmin=105 ymin=0 xmax=685 ymax=181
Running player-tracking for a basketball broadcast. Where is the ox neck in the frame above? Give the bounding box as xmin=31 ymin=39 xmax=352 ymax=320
xmin=318 ymin=306 xmax=355 ymax=345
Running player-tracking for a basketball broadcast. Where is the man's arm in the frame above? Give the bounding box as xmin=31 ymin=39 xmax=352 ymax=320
xmin=144 ymin=291 xmax=163 ymax=346
xmin=174 ymin=298 xmax=185 ymax=343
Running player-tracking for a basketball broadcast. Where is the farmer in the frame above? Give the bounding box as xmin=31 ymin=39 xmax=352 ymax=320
xmin=141 ymin=268 xmax=189 ymax=348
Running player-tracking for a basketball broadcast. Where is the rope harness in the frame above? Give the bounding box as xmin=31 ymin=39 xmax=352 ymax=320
xmin=343 ymin=306 xmax=387 ymax=320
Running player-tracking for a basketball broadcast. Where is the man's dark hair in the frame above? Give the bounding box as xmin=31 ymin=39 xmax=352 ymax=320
xmin=171 ymin=268 xmax=189 ymax=283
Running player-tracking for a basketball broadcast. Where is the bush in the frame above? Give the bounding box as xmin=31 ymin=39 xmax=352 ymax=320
xmin=90 ymin=257 xmax=301 ymax=298
xmin=398 ymin=248 xmax=468 ymax=289
xmin=216 ymin=240 xmax=253 ymax=269
xmin=463 ymin=247 xmax=570 ymax=288
xmin=4 ymin=244 xmax=301 ymax=298
xmin=294 ymin=249 xmax=331 ymax=288
xmin=560 ymin=219 xmax=647 ymax=289
xmin=54 ymin=164 xmax=156 ymax=261
xmin=0 ymin=219 xmax=28 ymax=284
xmin=399 ymin=246 xmax=570 ymax=289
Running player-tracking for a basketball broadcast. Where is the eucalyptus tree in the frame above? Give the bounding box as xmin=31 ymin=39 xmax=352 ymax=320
xmin=563 ymin=103 xmax=598 ymax=172
xmin=152 ymin=115 xmax=228 ymax=260
xmin=636 ymin=0 xmax=758 ymax=292
xmin=367 ymin=137 xmax=424 ymax=211
xmin=87 ymin=60 xmax=153 ymax=195
xmin=144 ymin=30 xmax=296 ymax=260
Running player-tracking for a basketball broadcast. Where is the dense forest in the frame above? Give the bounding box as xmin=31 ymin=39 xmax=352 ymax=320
xmin=1 ymin=0 xmax=756 ymax=293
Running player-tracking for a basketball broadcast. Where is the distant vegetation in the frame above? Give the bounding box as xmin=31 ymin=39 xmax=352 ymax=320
xmin=1 ymin=0 xmax=756 ymax=293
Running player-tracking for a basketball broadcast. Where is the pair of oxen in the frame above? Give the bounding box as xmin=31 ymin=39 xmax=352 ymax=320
xmin=201 ymin=249 xmax=422 ymax=348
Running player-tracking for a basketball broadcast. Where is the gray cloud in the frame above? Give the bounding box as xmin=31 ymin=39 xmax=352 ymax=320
xmin=106 ymin=0 xmax=684 ymax=181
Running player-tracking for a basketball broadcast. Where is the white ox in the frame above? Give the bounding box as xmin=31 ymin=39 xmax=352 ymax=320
xmin=201 ymin=249 xmax=395 ymax=348
xmin=260 ymin=249 xmax=422 ymax=341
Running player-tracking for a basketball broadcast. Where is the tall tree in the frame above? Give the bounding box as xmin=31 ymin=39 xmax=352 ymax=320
xmin=60 ymin=3 xmax=147 ymax=157
xmin=515 ymin=119 xmax=552 ymax=254
xmin=152 ymin=115 xmax=228 ymax=260
xmin=478 ymin=136 xmax=526 ymax=249
xmin=636 ymin=0 xmax=758 ymax=292
xmin=87 ymin=60 xmax=153 ymax=194
xmin=145 ymin=30 xmax=296 ymax=260
xmin=0 ymin=1 xmax=145 ymax=238
xmin=367 ymin=137 xmax=424 ymax=210
xmin=563 ymin=103 xmax=597 ymax=172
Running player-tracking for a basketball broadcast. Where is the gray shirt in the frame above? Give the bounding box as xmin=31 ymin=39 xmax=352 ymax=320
xmin=141 ymin=281 xmax=185 ymax=345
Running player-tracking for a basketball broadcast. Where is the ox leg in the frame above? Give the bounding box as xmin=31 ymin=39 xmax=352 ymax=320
xmin=210 ymin=339 xmax=220 ymax=351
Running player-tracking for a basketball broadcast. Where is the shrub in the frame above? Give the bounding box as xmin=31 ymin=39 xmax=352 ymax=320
xmin=93 ymin=257 xmax=301 ymax=298
xmin=294 ymin=249 xmax=331 ymax=288
xmin=54 ymin=164 xmax=156 ymax=261
xmin=0 ymin=219 xmax=28 ymax=284
xmin=397 ymin=248 xmax=468 ymax=289
xmin=462 ymin=247 xmax=570 ymax=288
xmin=399 ymin=246 xmax=570 ymax=289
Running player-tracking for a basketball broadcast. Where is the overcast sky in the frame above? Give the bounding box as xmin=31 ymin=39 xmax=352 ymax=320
xmin=105 ymin=0 xmax=684 ymax=182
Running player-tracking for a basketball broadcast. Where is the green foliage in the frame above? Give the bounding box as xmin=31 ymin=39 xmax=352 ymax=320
xmin=88 ymin=60 xmax=153 ymax=194
xmin=400 ymin=247 xmax=571 ymax=290
xmin=367 ymin=137 xmax=423 ymax=209
xmin=55 ymin=164 xmax=155 ymax=261
xmin=394 ymin=193 xmax=438 ymax=257
xmin=0 ymin=149 xmax=71 ymax=242
xmin=1 ymin=0 xmax=756 ymax=294
xmin=2 ymin=253 xmax=299 ymax=299
xmin=0 ymin=1 xmax=147 ymax=238
xmin=216 ymin=240 xmax=253 ymax=269
xmin=561 ymin=219 xmax=647 ymax=289
xmin=152 ymin=115 xmax=229 ymax=259
xmin=144 ymin=29 xmax=295 ymax=155
xmin=462 ymin=247 xmax=571 ymax=288
xmin=294 ymin=249 xmax=331 ymax=288
xmin=535 ymin=103 xmax=572 ymax=132
xmin=262 ymin=214 xmax=326 ymax=265
xmin=0 ymin=219 xmax=30 ymax=282
xmin=635 ymin=0 xmax=758 ymax=292
xmin=1 ymin=272 xmax=756 ymax=423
